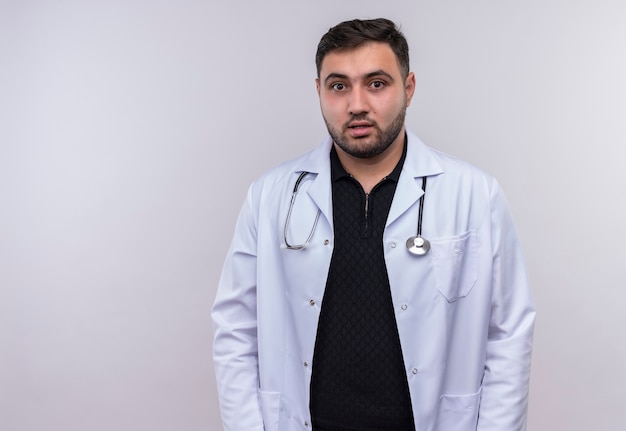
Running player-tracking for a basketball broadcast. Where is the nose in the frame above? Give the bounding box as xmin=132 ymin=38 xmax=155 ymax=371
xmin=348 ymin=87 xmax=369 ymax=115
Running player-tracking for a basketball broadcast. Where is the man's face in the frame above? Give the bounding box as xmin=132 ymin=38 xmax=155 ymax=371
xmin=316 ymin=42 xmax=415 ymax=159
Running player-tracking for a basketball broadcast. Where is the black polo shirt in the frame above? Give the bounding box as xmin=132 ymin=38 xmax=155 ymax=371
xmin=310 ymin=141 xmax=415 ymax=431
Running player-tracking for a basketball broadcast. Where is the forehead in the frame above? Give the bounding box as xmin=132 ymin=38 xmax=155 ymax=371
xmin=319 ymin=42 xmax=401 ymax=79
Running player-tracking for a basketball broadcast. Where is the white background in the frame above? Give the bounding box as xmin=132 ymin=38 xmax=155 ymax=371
xmin=1 ymin=1 xmax=625 ymax=430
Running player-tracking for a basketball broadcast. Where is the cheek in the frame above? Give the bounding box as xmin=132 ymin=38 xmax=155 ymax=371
xmin=374 ymin=97 xmax=402 ymax=121
xmin=320 ymin=98 xmax=345 ymax=121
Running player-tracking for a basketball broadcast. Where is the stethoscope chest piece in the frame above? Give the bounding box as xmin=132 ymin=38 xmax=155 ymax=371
xmin=406 ymin=235 xmax=430 ymax=256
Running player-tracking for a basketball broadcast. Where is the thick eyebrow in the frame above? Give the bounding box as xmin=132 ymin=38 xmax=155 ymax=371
xmin=323 ymin=72 xmax=349 ymax=85
xmin=364 ymin=69 xmax=395 ymax=82
xmin=323 ymin=69 xmax=395 ymax=85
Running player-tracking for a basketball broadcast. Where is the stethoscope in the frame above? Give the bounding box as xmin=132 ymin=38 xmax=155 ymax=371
xmin=405 ymin=176 xmax=430 ymax=256
xmin=283 ymin=172 xmax=321 ymax=250
xmin=283 ymin=171 xmax=430 ymax=256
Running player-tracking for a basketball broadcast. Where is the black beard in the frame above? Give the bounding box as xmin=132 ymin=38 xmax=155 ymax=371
xmin=325 ymin=108 xmax=406 ymax=159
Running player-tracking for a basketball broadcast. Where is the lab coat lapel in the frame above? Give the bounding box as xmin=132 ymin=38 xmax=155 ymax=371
xmin=294 ymin=137 xmax=334 ymax=230
xmin=386 ymin=131 xmax=444 ymax=227
xmin=387 ymin=168 xmax=423 ymax=227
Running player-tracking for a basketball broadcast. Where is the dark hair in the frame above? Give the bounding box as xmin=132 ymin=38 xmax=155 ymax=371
xmin=315 ymin=18 xmax=410 ymax=78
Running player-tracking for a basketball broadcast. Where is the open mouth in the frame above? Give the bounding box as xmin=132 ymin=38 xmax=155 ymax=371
xmin=347 ymin=123 xmax=373 ymax=137
xmin=348 ymin=121 xmax=373 ymax=129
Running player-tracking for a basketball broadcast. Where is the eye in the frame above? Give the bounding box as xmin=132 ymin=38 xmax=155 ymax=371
xmin=369 ymin=80 xmax=385 ymax=89
xmin=331 ymin=82 xmax=346 ymax=91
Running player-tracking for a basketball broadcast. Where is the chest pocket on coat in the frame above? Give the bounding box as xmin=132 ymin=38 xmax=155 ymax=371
xmin=430 ymin=230 xmax=478 ymax=302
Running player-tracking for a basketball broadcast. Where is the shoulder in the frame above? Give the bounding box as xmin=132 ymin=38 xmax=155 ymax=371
xmin=250 ymin=137 xmax=333 ymax=194
xmin=435 ymin=148 xmax=494 ymax=182
xmin=243 ymin=138 xmax=332 ymax=204
xmin=406 ymin=130 xmax=497 ymax=190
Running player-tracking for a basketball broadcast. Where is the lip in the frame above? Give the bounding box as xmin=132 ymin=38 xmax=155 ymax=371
xmin=348 ymin=121 xmax=372 ymax=128
xmin=347 ymin=121 xmax=374 ymax=137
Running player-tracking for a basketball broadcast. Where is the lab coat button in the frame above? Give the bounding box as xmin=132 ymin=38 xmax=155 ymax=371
xmin=390 ymin=242 xmax=397 ymax=248
xmin=304 ymin=362 xmax=308 ymax=368
xmin=324 ymin=239 xmax=330 ymax=245
xmin=401 ymin=304 xmax=408 ymax=311
xmin=304 ymin=420 xmax=310 ymax=427
xmin=412 ymin=368 xmax=419 ymax=374
xmin=309 ymin=299 xmax=315 ymax=306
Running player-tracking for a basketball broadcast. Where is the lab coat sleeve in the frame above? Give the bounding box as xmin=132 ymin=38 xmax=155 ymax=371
xmin=477 ymin=181 xmax=536 ymax=431
xmin=212 ymin=185 xmax=264 ymax=431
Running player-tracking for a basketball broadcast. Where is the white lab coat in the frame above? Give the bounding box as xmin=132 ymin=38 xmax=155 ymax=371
xmin=212 ymin=131 xmax=535 ymax=431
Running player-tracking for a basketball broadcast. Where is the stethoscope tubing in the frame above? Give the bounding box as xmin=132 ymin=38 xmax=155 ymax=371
xmin=283 ymin=172 xmax=430 ymax=255
xmin=283 ymin=172 xmax=321 ymax=250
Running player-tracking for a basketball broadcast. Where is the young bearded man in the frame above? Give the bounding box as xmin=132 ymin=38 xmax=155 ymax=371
xmin=212 ymin=18 xmax=535 ymax=431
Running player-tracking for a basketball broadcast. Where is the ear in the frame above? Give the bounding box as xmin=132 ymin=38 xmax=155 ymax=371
xmin=405 ymin=72 xmax=416 ymax=107
xmin=315 ymin=77 xmax=321 ymax=96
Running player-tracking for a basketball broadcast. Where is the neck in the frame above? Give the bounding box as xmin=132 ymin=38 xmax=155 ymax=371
xmin=334 ymin=130 xmax=405 ymax=193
